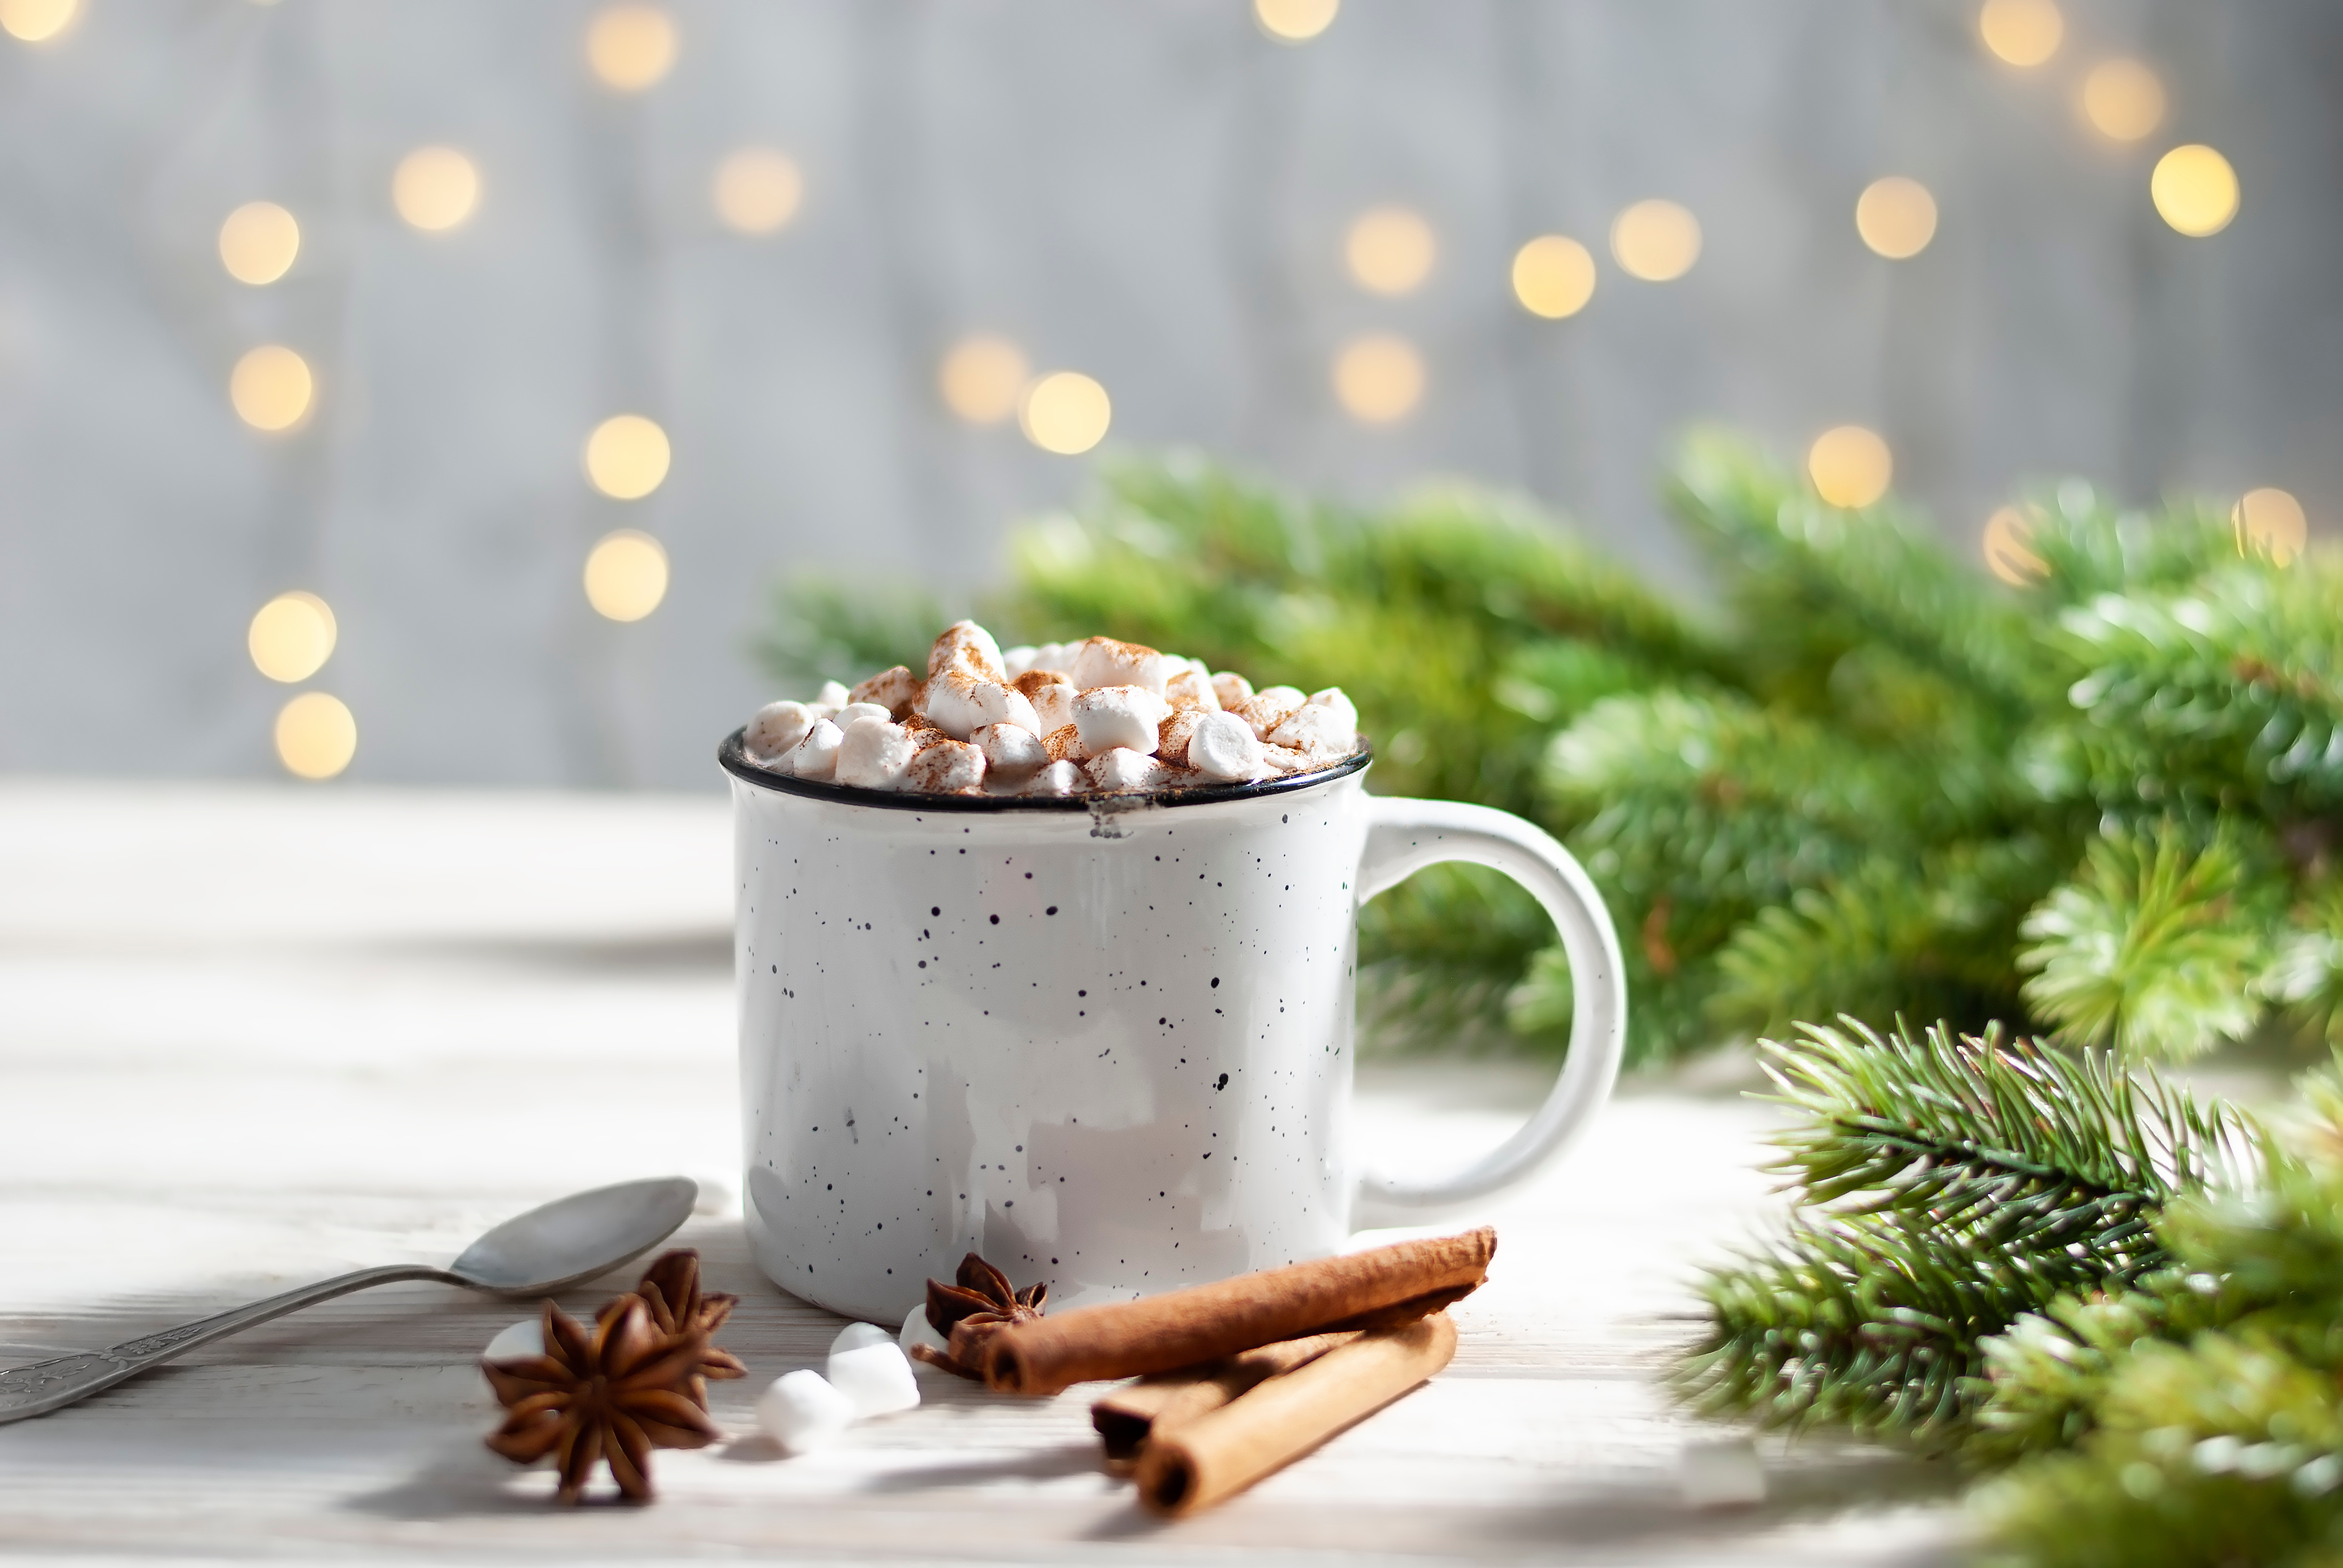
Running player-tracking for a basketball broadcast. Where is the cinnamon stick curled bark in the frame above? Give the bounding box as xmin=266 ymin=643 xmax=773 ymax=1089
xmin=1134 ymin=1312 xmax=1458 ymax=1515
xmin=982 ymin=1226 xmax=1493 ymax=1395
xmin=1089 ymin=1331 xmax=1356 ymax=1469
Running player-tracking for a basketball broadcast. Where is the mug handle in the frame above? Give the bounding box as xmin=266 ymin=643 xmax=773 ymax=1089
xmin=1349 ymin=795 xmax=1627 ymax=1226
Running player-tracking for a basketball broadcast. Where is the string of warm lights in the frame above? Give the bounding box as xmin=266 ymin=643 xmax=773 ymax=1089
xmin=3 ymin=0 xmax=2309 ymax=781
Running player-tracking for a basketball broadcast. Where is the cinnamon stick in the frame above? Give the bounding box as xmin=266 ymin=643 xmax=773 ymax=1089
xmin=1134 ymin=1312 xmax=1458 ymax=1515
xmin=1089 ymin=1332 xmax=1356 ymax=1469
xmin=982 ymin=1227 xmax=1492 ymax=1395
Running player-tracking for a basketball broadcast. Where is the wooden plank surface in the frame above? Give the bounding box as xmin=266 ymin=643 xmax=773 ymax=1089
xmin=0 ymin=781 xmax=1961 ymax=1564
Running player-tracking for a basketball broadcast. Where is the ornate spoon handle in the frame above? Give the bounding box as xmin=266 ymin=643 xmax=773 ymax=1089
xmin=0 ymin=1263 xmax=461 ymax=1424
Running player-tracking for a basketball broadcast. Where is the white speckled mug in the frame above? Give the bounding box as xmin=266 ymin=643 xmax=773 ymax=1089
xmin=723 ymin=732 xmax=1626 ymax=1322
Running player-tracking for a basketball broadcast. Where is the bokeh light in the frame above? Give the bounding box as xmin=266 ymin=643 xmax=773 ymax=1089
xmin=1807 ymin=425 xmax=1893 ymax=509
xmin=1609 ymin=200 xmax=1700 ymax=282
xmin=218 ymin=202 xmax=300 ymax=286
xmin=2080 ymin=59 xmax=2165 ymax=142
xmin=1345 ymin=207 xmax=1436 ymax=297
xmin=275 ymin=692 xmax=357 ymax=781
xmin=2151 ymin=144 xmax=2239 ymax=237
xmin=230 ymin=345 xmax=314 ymax=432
xmin=1020 ymin=371 xmax=1113 ymax=455
xmin=1254 ymin=0 xmax=1336 ymax=43
xmin=248 ymin=591 xmax=337 ymax=683
xmin=584 ymin=529 xmax=670 ymax=621
xmin=0 ymin=0 xmax=77 ymax=43
xmin=1512 ymin=236 xmax=1596 ymax=319
xmin=712 ymin=148 xmax=803 ymax=234
xmin=2235 ymin=488 xmax=2308 ymax=565
xmin=392 ymin=147 xmax=481 ymax=233
xmin=1333 ymin=334 xmax=1424 ymax=424
xmin=585 ymin=414 xmax=671 ymax=500
xmin=939 ymin=336 xmax=1029 ymax=425
xmin=1982 ymin=507 xmax=2048 ymax=585
xmin=1855 ymin=177 xmax=1938 ymax=259
xmin=1978 ymin=0 xmax=2062 ymax=67
xmin=587 ymin=4 xmax=676 ymax=93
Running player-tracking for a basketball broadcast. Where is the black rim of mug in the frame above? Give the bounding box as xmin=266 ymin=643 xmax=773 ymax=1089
xmin=718 ymin=729 xmax=1373 ymax=813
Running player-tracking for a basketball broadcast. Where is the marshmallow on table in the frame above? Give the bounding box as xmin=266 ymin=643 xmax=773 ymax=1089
xmin=1071 ymin=636 xmax=1169 ymax=696
xmin=1185 ymin=709 xmax=1265 ymax=782
xmin=745 ymin=700 xmax=820 ymax=761
xmin=757 ymin=1369 xmax=856 ymax=1455
xmin=1164 ymin=666 xmax=1220 ymax=711
xmin=1023 ymin=760 xmax=1087 ymax=795
xmin=1210 ymin=670 xmax=1254 ymax=709
xmin=834 ymin=716 xmax=918 ymax=790
xmin=1072 ymin=685 xmax=1172 ymax=756
xmin=973 ymin=722 xmax=1048 ymax=783
xmin=785 ymin=719 xmax=845 ymax=779
xmin=483 ymin=1318 xmax=544 ymax=1362
xmin=849 ymin=665 xmax=923 ymax=716
xmin=827 ymin=1332 xmax=920 ymax=1418
xmin=928 ymin=620 xmax=1008 ymax=685
xmin=905 ymin=739 xmax=985 ymax=794
xmin=899 ymin=1304 xmax=950 ymax=1365
xmin=1089 ymin=748 xmax=1172 ymax=792
xmin=816 ymin=679 xmax=852 ymax=709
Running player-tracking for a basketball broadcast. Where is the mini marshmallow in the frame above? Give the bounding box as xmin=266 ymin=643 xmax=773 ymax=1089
xmin=1159 ymin=707 xmax=1206 ymax=765
xmin=745 ymin=701 xmax=820 ymax=761
xmin=1237 ymin=685 xmax=1307 ymax=740
xmin=972 ymin=722 xmax=1048 ymax=782
xmin=924 ymin=672 xmax=1041 ymax=740
xmin=928 ymin=620 xmax=1007 ymax=685
xmin=1072 ymin=685 xmax=1172 ymax=756
xmin=1269 ymin=691 xmax=1358 ymax=756
xmin=1023 ymin=760 xmax=1087 ymax=795
xmin=1089 ymin=748 xmax=1171 ymax=791
xmin=1257 ymin=742 xmax=1313 ymax=775
xmin=757 ymin=1369 xmax=856 ymax=1455
xmin=834 ymin=701 xmax=893 ymax=729
xmin=483 ymin=1318 xmax=544 ymax=1362
xmin=899 ymin=1303 xmax=949 ymax=1364
xmin=1071 ymin=636 xmax=1169 ymax=696
xmin=834 ymin=716 xmax=917 ymax=790
xmin=903 ymin=721 xmax=950 ymax=752
xmin=1044 ymin=724 xmax=1090 ymax=763
xmin=1164 ymin=666 xmax=1220 ymax=711
xmin=786 ymin=719 xmax=845 ymax=779
xmin=816 ymin=679 xmax=852 ymax=708
xmin=1185 ymin=709 xmax=1263 ymax=781
xmin=905 ymin=739 xmax=985 ymax=794
xmin=1028 ymin=643 xmax=1076 ymax=679
xmin=849 ymin=665 xmax=922 ymax=714
xmin=833 ymin=1322 xmax=895 ymax=1355
xmin=1001 ymin=644 xmax=1038 ymax=678
xmin=1026 ymin=680 xmax=1078 ymax=733
xmin=827 ymin=1341 xmax=921 ymax=1419
xmin=1210 ymin=670 xmax=1254 ymax=709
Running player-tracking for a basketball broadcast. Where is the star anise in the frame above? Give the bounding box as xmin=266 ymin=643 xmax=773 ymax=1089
xmin=482 ymin=1295 xmax=721 ymax=1504
xmin=908 ymin=1252 xmax=1047 ymax=1379
xmin=597 ymin=1248 xmax=747 ymax=1409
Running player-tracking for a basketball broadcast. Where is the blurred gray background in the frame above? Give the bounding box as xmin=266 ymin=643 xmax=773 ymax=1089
xmin=0 ymin=0 xmax=2334 ymax=788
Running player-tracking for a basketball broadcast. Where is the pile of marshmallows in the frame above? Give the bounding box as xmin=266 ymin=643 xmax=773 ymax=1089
xmin=480 ymin=1301 xmax=954 ymax=1457
xmin=743 ymin=620 xmax=1361 ymax=797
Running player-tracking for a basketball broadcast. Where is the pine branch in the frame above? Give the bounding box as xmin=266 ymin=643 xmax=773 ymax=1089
xmin=753 ymin=574 xmax=946 ymax=692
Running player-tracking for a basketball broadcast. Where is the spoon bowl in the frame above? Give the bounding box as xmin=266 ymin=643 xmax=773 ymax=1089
xmin=450 ymin=1176 xmax=699 ymax=1293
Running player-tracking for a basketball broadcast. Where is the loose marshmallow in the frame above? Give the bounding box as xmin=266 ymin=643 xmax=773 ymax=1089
xmin=1071 ymin=636 xmax=1169 ymax=696
xmin=905 ymin=739 xmax=985 ymax=794
xmin=1024 ymin=679 xmax=1078 ymax=734
xmin=816 ymin=679 xmax=852 ymax=708
xmin=483 ymin=1318 xmax=544 ymax=1363
xmin=850 ymin=665 xmax=923 ymax=715
xmin=1001 ymin=645 xmax=1038 ymax=678
xmin=1044 ymin=724 xmax=1090 ymax=763
xmin=973 ymin=722 xmax=1049 ymax=782
xmin=928 ymin=620 xmax=1008 ymax=685
xmin=1270 ymin=690 xmax=1358 ymax=756
xmin=746 ymin=701 xmax=820 ymax=761
xmin=1186 ymin=710 xmax=1263 ymax=781
xmin=1023 ymin=760 xmax=1086 ymax=795
xmin=899 ymin=1304 xmax=950 ymax=1366
xmin=834 ymin=701 xmax=893 ymax=730
xmin=827 ymin=1341 xmax=921 ymax=1418
xmin=786 ymin=719 xmax=845 ymax=779
xmin=757 ymin=1369 xmax=855 ymax=1455
xmin=1089 ymin=748 xmax=1172 ymax=791
xmin=833 ymin=1322 xmax=894 ymax=1355
xmin=1164 ymin=666 xmax=1220 ymax=711
xmin=1072 ymin=685 xmax=1172 ymax=756
xmin=834 ymin=716 xmax=917 ymax=790
xmin=1210 ymin=671 xmax=1254 ymax=709
xmin=1236 ymin=685 xmax=1307 ymax=740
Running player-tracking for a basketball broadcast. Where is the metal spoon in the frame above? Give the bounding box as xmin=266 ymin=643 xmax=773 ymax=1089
xmin=0 ymin=1176 xmax=698 ymax=1424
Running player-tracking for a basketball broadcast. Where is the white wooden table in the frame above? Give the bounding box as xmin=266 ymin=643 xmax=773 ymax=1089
xmin=0 ymin=781 xmax=1960 ymax=1564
